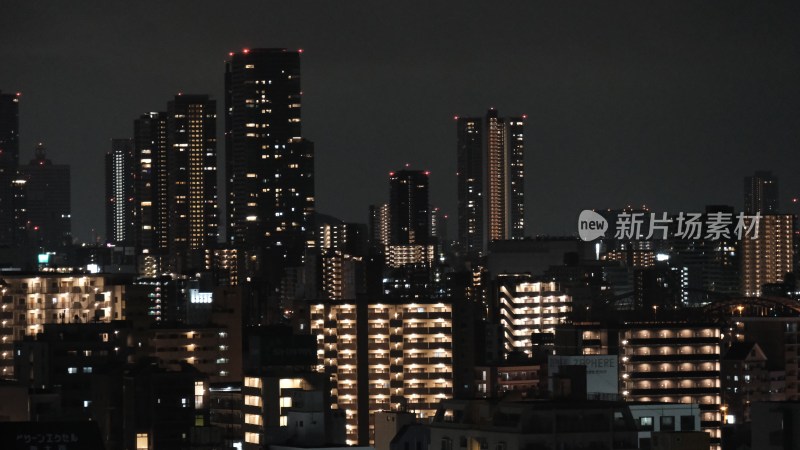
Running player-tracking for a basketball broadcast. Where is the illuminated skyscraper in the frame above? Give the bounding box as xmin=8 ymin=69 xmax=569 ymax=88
xmin=225 ymin=48 xmax=314 ymax=277
xmin=741 ymin=214 xmax=793 ymax=297
xmin=19 ymin=143 xmax=71 ymax=250
xmin=105 ymin=138 xmax=136 ymax=245
xmin=456 ymin=117 xmax=484 ymax=255
xmin=456 ymin=109 xmax=525 ymax=256
xmin=0 ymin=91 xmax=21 ymax=246
xmin=389 ymin=169 xmax=429 ymax=246
xmin=166 ymin=94 xmax=218 ymax=271
xmin=134 ymin=112 xmax=168 ymax=269
xmin=744 ymin=171 xmax=778 ymax=215
xmin=0 ymin=91 xmax=19 ymax=167
xmin=368 ymin=203 xmax=390 ymax=251
xmin=486 ymin=109 xmax=525 ymax=242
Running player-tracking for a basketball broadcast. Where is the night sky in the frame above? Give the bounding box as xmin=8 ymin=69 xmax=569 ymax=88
xmin=2 ymin=1 xmax=800 ymax=242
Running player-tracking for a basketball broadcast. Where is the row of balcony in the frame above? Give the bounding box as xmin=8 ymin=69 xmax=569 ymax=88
xmin=624 ymin=354 xmax=718 ymax=362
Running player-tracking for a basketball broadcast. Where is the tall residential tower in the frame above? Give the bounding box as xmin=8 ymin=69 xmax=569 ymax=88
xmin=105 ymin=138 xmax=136 ymax=245
xmin=744 ymin=170 xmax=778 ymax=215
xmin=456 ymin=117 xmax=483 ymax=256
xmin=456 ymin=109 xmax=525 ymax=257
xmin=389 ymin=169 xmax=430 ymax=246
xmin=19 ymin=143 xmax=71 ymax=250
xmin=133 ymin=112 xmax=168 ymax=270
xmin=166 ymin=94 xmax=218 ymax=272
xmin=0 ymin=91 xmax=21 ymax=246
xmin=225 ymin=48 xmax=314 ymax=278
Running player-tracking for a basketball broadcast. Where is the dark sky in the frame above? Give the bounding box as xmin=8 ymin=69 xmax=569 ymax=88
xmin=2 ymin=1 xmax=800 ymax=242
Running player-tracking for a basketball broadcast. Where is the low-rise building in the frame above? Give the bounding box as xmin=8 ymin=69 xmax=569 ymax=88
xmin=619 ymin=322 xmax=722 ymax=449
xmin=428 ymin=398 xmax=639 ymax=450
xmin=0 ymin=273 xmax=127 ymax=378
xmin=627 ymin=402 xmax=701 ymax=449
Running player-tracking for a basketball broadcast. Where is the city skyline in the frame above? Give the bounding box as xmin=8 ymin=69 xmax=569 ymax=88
xmin=3 ymin=2 xmax=800 ymax=241
xmin=3 ymin=4 xmax=800 ymax=450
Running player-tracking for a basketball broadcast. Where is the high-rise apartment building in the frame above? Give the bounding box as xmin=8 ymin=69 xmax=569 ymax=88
xmin=0 ymin=91 xmax=19 ymax=167
xmin=456 ymin=110 xmax=525 ymax=256
xmin=105 ymin=138 xmax=136 ymax=245
xmin=225 ymin=48 xmax=314 ymax=276
xmin=456 ymin=117 xmax=484 ymax=255
xmin=311 ymin=299 xmax=454 ymax=445
xmin=133 ymin=112 xmax=168 ymax=266
xmin=0 ymin=274 xmax=126 ymax=378
xmin=744 ymin=171 xmax=778 ymax=215
xmin=619 ymin=322 xmax=722 ymax=449
xmin=0 ymin=91 xmax=20 ymax=247
xmin=368 ymin=203 xmax=391 ymax=251
xmin=389 ymin=169 xmax=429 ymax=246
xmin=19 ymin=143 xmax=71 ymax=250
xmin=741 ymin=214 xmax=793 ymax=297
xmin=497 ymin=276 xmax=572 ymax=357
xmin=387 ymin=170 xmax=435 ymax=267
xmin=318 ymin=222 xmax=368 ymax=256
xmin=166 ymin=94 xmax=218 ymax=272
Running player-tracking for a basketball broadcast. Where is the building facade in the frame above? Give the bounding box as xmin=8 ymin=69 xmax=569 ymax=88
xmin=133 ymin=111 xmax=169 ymax=271
xmin=486 ymin=109 xmax=525 ymax=243
xmin=0 ymin=274 xmax=126 ymax=378
xmin=497 ymin=277 xmax=572 ymax=357
xmin=19 ymin=143 xmax=71 ymax=250
xmin=456 ymin=117 xmax=484 ymax=256
xmin=740 ymin=214 xmax=793 ymax=297
xmin=389 ymin=170 xmax=430 ymax=246
xmin=166 ymin=94 xmax=219 ymax=272
xmin=428 ymin=399 xmax=638 ymax=450
xmin=619 ymin=322 xmax=722 ymax=449
xmin=225 ymin=48 xmax=314 ymax=277
xmin=456 ymin=110 xmax=525 ymax=255
xmin=310 ymin=299 xmax=453 ymax=445
xmin=105 ymin=138 xmax=136 ymax=245
xmin=0 ymin=91 xmax=21 ymax=248
xmin=744 ymin=171 xmax=778 ymax=215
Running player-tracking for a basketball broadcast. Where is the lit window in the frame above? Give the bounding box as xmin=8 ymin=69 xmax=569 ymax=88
xmin=136 ymin=433 xmax=148 ymax=450
xmin=244 ymin=377 xmax=262 ymax=389
xmin=245 ymin=432 xmax=260 ymax=444
xmin=244 ymin=395 xmax=262 ymax=407
xmin=245 ymin=414 xmax=263 ymax=426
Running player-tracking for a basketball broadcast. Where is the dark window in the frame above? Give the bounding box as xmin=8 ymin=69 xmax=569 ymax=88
xmin=680 ymin=415 xmax=695 ymax=431
xmin=660 ymin=416 xmax=675 ymax=431
xmin=639 ymin=437 xmax=651 ymax=450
